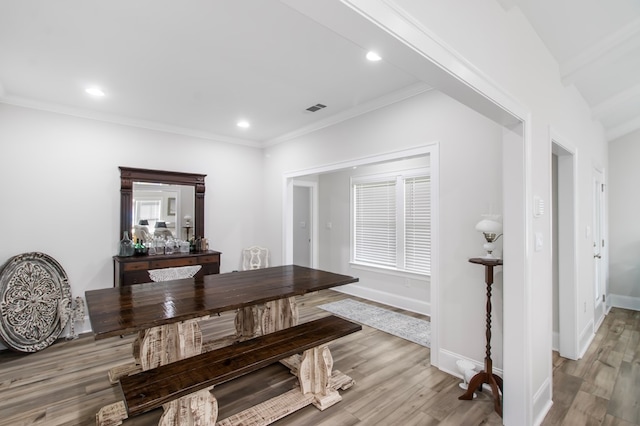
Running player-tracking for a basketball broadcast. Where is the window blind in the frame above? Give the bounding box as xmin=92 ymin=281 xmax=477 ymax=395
xmin=354 ymin=180 xmax=397 ymax=267
xmin=404 ymin=176 xmax=430 ymax=274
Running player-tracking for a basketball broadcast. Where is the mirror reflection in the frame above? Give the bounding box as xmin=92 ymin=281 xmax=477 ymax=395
xmin=131 ymin=182 xmax=195 ymax=242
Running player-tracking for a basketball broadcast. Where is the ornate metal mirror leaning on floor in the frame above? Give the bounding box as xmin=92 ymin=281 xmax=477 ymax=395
xmin=0 ymin=252 xmax=84 ymax=352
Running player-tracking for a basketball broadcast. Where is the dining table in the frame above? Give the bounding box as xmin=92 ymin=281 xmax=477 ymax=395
xmin=85 ymin=265 xmax=359 ymax=424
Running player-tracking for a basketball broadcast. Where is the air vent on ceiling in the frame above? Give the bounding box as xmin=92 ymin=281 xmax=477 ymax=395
xmin=305 ymin=103 xmax=327 ymax=112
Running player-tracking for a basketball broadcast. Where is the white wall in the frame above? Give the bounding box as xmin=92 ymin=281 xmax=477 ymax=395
xmin=263 ymin=89 xmax=504 ymax=363
xmin=0 ymin=103 xmax=264 ymax=335
xmin=608 ymin=128 xmax=640 ymax=311
xmin=377 ymin=1 xmax=608 ymax=423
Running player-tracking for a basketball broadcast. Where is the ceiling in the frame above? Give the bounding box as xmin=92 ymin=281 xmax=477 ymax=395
xmin=1 ymin=1 xmax=638 ymax=146
xmin=500 ymin=0 xmax=640 ymax=141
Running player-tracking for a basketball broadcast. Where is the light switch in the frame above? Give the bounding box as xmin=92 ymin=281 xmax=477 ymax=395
xmin=535 ymin=232 xmax=543 ymax=251
xmin=533 ymin=196 xmax=544 ymax=217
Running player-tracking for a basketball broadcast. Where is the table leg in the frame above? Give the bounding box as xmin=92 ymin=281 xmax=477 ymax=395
xmin=234 ymin=297 xmax=298 ymax=338
xmin=141 ymin=319 xmax=218 ymax=425
xmin=138 ymin=318 xmax=203 ymax=369
xmin=262 ymin=297 xmax=298 ymax=334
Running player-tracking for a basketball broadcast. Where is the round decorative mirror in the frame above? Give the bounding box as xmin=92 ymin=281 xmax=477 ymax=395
xmin=0 ymin=252 xmax=71 ymax=352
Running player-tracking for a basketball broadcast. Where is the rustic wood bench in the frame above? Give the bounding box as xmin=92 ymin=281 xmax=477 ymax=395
xmin=97 ymin=315 xmax=361 ymax=425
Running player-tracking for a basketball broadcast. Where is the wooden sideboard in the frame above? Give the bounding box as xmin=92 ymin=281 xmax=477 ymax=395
xmin=113 ymin=251 xmax=221 ymax=286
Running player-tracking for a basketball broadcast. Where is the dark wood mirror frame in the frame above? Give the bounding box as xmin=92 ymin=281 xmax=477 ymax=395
xmin=119 ymin=167 xmax=206 ymax=240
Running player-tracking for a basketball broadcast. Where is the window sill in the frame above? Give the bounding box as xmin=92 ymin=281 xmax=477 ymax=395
xmin=349 ymin=262 xmax=430 ymax=281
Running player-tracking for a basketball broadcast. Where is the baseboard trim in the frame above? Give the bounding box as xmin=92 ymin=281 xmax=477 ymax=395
xmin=334 ymin=283 xmax=430 ymax=316
xmin=578 ymin=320 xmax=595 ymax=359
xmin=438 ymin=348 xmax=503 ymax=380
xmin=608 ymin=294 xmax=640 ymax=311
xmin=533 ymin=376 xmax=553 ymax=426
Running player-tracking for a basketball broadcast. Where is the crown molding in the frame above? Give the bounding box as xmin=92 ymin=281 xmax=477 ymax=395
xmin=606 ymin=115 xmax=640 ymax=142
xmin=560 ymin=17 xmax=640 ymax=85
xmin=591 ymin=84 xmax=640 ymax=120
xmin=262 ymin=82 xmax=432 ymax=147
xmin=0 ymin=95 xmax=261 ymax=148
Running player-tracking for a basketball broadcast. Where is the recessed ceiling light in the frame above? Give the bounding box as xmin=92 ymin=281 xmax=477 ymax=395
xmin=366 ymin=51 xmax=382 ymax=62
xmin=237 ymin=120 xmax=250 ymax=129
xmin=85 ymin=87 xmax=105 ymax=97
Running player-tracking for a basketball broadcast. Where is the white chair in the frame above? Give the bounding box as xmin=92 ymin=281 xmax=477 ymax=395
xmin=148 ymin=265 xmax=202 ymax=282
xmin=133 ymin=225 xmax=153 ymax=242
xmin=241 ymin=246 xmax=269 ymax=270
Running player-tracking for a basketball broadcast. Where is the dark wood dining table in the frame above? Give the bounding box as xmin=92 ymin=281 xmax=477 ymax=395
xmin=86 ymin=265 xmax=359 ymax=340
xmin=86 ymin=265 xmax=359 ymax=424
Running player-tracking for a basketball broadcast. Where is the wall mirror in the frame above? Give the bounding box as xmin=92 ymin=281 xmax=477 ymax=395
xmin=119 ymin=167 xmax=205 ymax=243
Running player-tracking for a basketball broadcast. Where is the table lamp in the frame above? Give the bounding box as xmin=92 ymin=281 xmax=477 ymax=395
xmin=475 ymin=216 xmax=503 ymax=258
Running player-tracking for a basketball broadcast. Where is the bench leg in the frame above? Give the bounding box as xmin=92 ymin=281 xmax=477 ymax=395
xmin=299 ymin=345 xmax=342 ymax=411
xmin=96 ymin=401 xmax=128 ymax=426
xmin=159 ymin=386 xmax=218 ymax=426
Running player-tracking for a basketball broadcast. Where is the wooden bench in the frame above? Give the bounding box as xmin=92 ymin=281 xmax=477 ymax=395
xmin=97 ymin=315 xmax=361 ymax=425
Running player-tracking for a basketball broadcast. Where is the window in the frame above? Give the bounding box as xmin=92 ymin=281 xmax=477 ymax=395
xmin=352 ymin=168 xmax=430 ymax=275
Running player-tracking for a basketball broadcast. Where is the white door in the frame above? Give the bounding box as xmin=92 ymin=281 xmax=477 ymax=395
xmin=293 ymin=185 xmax=312 ymax=267
xmin=593 ymin=169 xmax=606 ymax=326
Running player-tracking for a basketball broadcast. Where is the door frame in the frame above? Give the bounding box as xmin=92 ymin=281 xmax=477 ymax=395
xmin=292 ymin=180 xmax=317 ymax=268
xmin=551 ymin=130 xmax=579 ymax=360
xmin=592 ymin=167 xmax=606 ymax=329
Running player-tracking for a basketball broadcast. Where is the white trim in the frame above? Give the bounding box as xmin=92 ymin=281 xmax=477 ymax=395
xmin=608 ymin=294 xmax=640 ymax=311
xmin=283 ymin=145 xmax=435 ymax=179
xmin=438 ymin=348 xmax=503 ymax=382
xmin=578 ymin=320 xmax=596 ymax=359
xmin=606 ymin=115 xmax=640 ymax=142
xmin=349 ymin=262 xmax=429 ymax=280
xmin=532 ymin=377 xmax=553 ymax=426
xmin=560 ymin=17 xmax=640 ymax=85
xmin=0 ymin=96 xmax=261 ymax=148
xmin=551 ymin=128 xmax=580 ymax=360
xmin=335 ymin=283 xmax=429 ymax=316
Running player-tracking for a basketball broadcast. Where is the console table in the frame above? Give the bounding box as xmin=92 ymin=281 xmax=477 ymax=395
xmin=459 ymin=257 xmax=504 ymax=417
xmin=113 ymin=250 xmax=221 ymax=286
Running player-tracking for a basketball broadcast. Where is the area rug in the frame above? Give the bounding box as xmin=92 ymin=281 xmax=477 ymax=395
xmin=318 ymin=299 xmax=430 ymax=348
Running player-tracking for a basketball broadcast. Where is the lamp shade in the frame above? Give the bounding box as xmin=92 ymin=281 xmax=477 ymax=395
xmin=475 ymin=219 xmax=502 ymax=234
xmin=139 ymin=219 xmax=149 ymax=226
xmin=155 ymin=221 xmax=167 ymax=229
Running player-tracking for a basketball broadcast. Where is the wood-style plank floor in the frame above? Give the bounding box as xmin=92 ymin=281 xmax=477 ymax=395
xmin=0 ymin=290 xmax=637 ymax=425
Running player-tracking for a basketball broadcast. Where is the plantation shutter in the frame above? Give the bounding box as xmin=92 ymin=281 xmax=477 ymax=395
xmin=404 ymin=176 xmax=430 ymax=274
xmin=354 ymin=180 xmax=397 ymax=267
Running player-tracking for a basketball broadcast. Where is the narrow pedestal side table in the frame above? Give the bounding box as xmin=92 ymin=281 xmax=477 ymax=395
xmin=458 ymin=257 xmax=504 ymax=417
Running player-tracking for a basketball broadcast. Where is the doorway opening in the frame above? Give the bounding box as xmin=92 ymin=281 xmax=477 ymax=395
xmin=292 ymin=182 xmax=316 ymax=268
xmin=552 ymin=137 xmax=579 ymax=360
xmin=593 ymin=168 xmax=606 ymax=329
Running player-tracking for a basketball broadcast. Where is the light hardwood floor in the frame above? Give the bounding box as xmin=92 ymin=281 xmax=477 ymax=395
xmin=0 ymin=290 xmax=637 ymax=425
